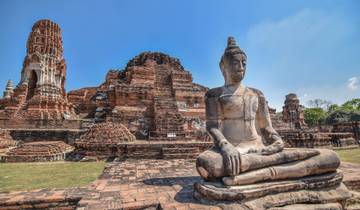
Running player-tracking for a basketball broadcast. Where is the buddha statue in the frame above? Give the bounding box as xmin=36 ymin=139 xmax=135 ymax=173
xmin=194 ymin=37 xmax=350 ymax=209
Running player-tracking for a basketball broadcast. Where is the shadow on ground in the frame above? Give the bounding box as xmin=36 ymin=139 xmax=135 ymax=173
xmin=143 ymin=176 xmax=203 ymax=204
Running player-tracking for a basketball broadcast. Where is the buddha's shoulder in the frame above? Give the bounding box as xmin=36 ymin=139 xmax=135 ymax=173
xmin=247 ymin=87 xmax=265 ymax=98
xmin=205 ymin=87 xmax=224 ymax=98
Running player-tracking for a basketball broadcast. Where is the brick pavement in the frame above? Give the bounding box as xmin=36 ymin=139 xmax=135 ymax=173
xmin=1 ymin=160 xmax=360 ymax=210
xmin=78 ymin=159 xmax=219 ymax=210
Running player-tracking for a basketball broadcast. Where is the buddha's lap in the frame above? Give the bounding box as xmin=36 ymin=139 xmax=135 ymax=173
xmin=196 ymin=147 xmax=339 ymax=179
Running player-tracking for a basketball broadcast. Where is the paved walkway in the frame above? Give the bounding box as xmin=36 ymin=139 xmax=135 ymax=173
xmin=78 ymin=159 xmax=219 ymax=210
xmin=1 ymin=160 xmax=360 ymax=210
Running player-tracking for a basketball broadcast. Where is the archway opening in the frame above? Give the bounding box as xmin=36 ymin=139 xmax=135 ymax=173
xmin=27 ymin=70 xmax=37 ymax=100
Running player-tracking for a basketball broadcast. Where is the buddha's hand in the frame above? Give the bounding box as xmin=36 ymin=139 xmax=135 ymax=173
xmin=219 ymin=140 xmax=241 ymax=176
xmin=260 ymin=136 xmax=284 ymax=155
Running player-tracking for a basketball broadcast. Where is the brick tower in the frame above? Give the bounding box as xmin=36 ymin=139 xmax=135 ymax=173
xmin=0 ymin=19 xmax=75 ymax=120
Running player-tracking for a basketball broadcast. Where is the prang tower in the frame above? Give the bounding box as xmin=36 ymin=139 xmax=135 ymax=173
xmin=0 ymin=19 xmax=75 ymax=119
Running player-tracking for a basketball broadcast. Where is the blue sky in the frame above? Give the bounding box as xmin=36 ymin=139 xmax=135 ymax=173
xmin=0 ymin=0 xmax=359 ymax=110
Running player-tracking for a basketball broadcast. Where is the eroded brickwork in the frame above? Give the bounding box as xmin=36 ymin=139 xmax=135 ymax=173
xmin=0 ymin=130 xmax=16 ymax=153
xmin=272 ymin=95 xmax=358 ymax=148
xmin=282 ymin=93 xmax=306 ymax=129
xmin=76 ymin=122 xmax=135 ymax=146
xmin=68 ymin=52 xmax=208 ymax=140
xmin=333 ymin=121 xmax=360 ymax=142
xmin=0 ymin=19 xmax=75 ymax=120
xmin=279 ymin=130 xmax=356 ymax=148
xmin=2 ymin=141 xmax=73 ymax=162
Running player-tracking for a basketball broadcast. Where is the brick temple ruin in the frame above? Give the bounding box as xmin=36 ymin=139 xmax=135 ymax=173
xmin=0 ymin=20 xmax=211 ymax=162
xmin=0 ymin=19 xmax=359 ymax=163
xmin=0 ymin=20 xmax=79 ymax=162
xmin=0 ymin=19 xmax=75 ymax=121
xmin=67 ymin=52 xmax=208 ymax=141
xmin=282 ymin=93 xmax=306 ymax=129
xmin=270 ymin=93 xmax=358 ymax=149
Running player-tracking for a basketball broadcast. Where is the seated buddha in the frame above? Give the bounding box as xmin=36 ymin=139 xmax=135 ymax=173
xmin=195 ymin=37 xmax=341 ymax=186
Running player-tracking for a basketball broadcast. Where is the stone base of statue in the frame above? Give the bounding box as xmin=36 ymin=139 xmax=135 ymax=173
xmin=194 ymin=171 xmax=350 ymax=210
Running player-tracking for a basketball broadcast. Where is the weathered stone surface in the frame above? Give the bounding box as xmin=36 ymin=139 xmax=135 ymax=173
xmin=333 ymin=121 xmax=360 ymax=143
xmin=341 ymin=162 xmax=360 ymax=192
xmin=75 ymin=139 xmax=212 ymax=160
xmin=279 ymin=130 xmax=357 ymax=148
xmin=282 ymin=93 xmax=306 ymax=129
xmin=0 ymin=130 xmax=16 ymax=153
xmin=2 ymin=80 xmax=14 ymax=99
xmin=195 ymin=184 xmax=349 ymax=210
xmin=76 ymin=121 xmax=135 ymax=146
xmin=68 ymin=52 xmax=208 ymax=141
xmin=0 ymin=19 xmax=76 ymax=120
xmin=1 ymin=141 xmax=73 ymax=162
xmin=0 ymin=159 xmax=359 ymax=210
xmin=271 ymin=95 xmax=358 ymax=150
xmin=0 ymin=188 xmax=83 ymax=210
xmin=194 ymin=36 xmax=350 ymax=209
xmin=7 ymin=128 xmax=84 ymax=145
xmin=346 ymin=191 xmax=360 ymax=210
xmin=195 ymin=172 xmax=344 ymax=201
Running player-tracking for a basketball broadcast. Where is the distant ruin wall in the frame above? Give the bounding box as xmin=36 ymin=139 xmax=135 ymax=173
xmin=8 ymin=129 xmax=85 ymax=145
xmin=0 ymin=119 xmax=83 ymax=129
xmin=279 ymin=130 xmax=357 ymax=148
xmin=76 ymin=141 xmax=212 ymax=159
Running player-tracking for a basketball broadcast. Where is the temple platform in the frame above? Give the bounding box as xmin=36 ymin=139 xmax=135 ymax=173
xmin=75 ymin=140 xmax=213 ymax=160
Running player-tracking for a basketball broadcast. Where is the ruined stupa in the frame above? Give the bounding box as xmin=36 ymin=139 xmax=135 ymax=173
xmin=68 ymin=52 xmax=208 ymax=140
xmin=282 ymin=93 xmax=306 ymax=129
xmin=0 ymin=19 xmax=75 ymax=120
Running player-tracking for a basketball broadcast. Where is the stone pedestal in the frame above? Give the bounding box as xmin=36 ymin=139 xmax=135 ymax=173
xmin=194 ymin=171 xmax=350 ymax=209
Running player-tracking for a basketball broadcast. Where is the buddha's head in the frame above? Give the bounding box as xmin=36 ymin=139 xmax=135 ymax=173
xmin=220 ymin=37 xmax=247 ymax=85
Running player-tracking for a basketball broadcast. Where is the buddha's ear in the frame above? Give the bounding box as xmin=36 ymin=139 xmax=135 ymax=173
xmin=219 ymin=55 xmax=226 ymax=73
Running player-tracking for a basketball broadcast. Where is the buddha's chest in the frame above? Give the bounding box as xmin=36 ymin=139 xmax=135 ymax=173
xmin=218 ymin=94 xmax=259 ymax=119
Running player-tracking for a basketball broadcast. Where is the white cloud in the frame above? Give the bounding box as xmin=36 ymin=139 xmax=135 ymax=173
xmin=347 ymin=77 xmax=359 ymax=90
xmin=243 ymin=8 xmax=360 ymax=111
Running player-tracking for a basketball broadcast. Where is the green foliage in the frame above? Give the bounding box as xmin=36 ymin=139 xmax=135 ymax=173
xmin=342 ymin=98 xmax=360 ymax=111
xmin=0 ymin=161 xmax=105 ymax=192
xmin=304 ymin=107 xmax=327 ymax=126
xmin=328 ymin=104 xmax=340 ymax=112
xmin=350 ymin=111 xmax=360 ymax=121
xmin=324 ymin=98 xmax=360 ymax=124
xmin=326 ymin=109 xmax=351 ymax=124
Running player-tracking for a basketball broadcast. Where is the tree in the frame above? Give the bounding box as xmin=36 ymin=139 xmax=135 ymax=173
xmin=350 ymin=111 xmax=360 ymax=121
xmin=324 ymin=98 xmax=360 ymax=124
xmin=307 ymin=99 xmax=332 ymax=110
xmin=328 ymin=104 xmax=340 ymax=113
xmin=326 ymin=109 xmax=351 ymax=124
xmin=304 ymin=108 xmax=327 ymax=127
xmin=342 ymin=99 xmax=360 ymax=111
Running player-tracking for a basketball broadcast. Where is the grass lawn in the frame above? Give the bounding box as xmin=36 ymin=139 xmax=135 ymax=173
xmin=336 ymin=148 xmax=360 ymax=164
xmin=0 ymin=161 xmax=105 ymax=192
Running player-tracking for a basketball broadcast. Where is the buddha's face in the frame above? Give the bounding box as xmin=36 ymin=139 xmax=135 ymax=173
xmin=223 ymin=53 xmax=246 ymax=84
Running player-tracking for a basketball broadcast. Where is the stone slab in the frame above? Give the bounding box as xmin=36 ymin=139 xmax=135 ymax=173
xmin=194 ymin=172 xmax=344 ymax=202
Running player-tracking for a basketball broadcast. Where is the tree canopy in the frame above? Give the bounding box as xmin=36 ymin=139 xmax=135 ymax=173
xmin=304 ymin=98 xmax=360 ymax=126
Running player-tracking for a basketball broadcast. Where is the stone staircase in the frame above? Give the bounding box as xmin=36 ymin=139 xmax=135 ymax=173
xmin=151 ymin=66 xmax=185 ymax=140
xmin=126 ymin=145 xmax=162 ymax=159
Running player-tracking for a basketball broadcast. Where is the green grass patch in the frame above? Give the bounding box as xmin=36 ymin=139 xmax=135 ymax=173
xmin=336 ymin=148 xmax=360 ymax=164
xmin=0 ymin=161 xmax=105 ymax=192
